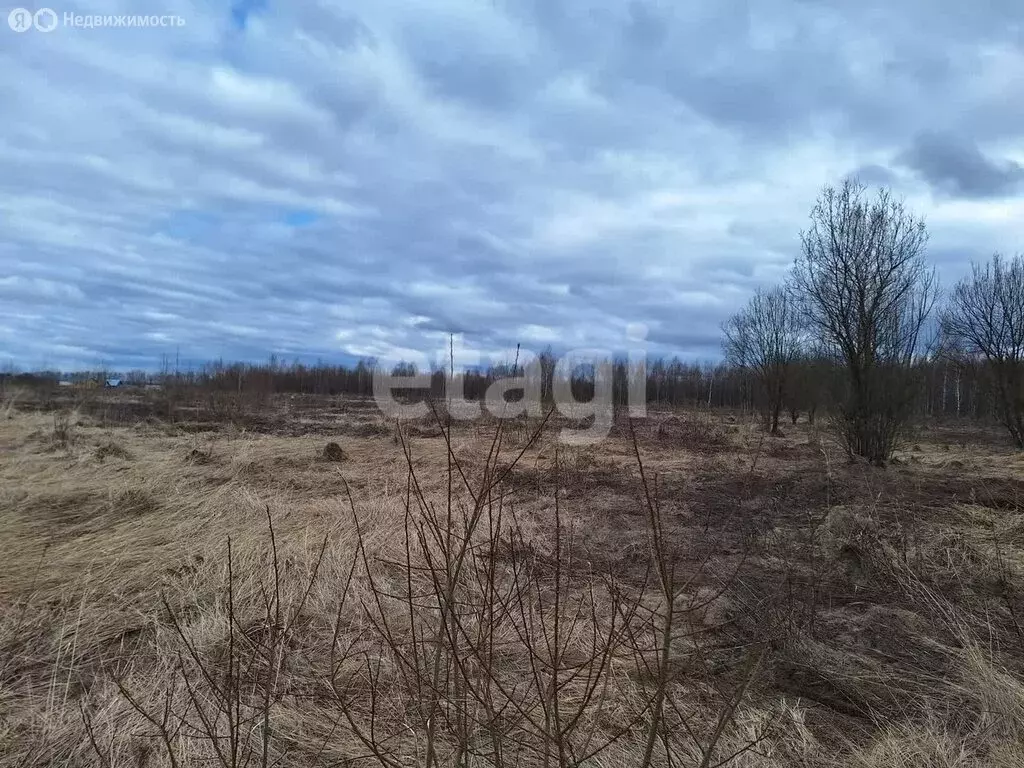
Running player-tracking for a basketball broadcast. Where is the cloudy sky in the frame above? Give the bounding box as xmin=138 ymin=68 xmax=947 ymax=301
xmin=2 ymin=0 xmax=1022 ymax=371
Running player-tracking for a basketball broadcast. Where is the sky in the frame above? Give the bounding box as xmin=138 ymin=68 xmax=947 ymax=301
xmin=2 ymin=0 xmax=1023 ymax=371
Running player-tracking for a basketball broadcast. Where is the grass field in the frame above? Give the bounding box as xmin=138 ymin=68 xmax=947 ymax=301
xmin=2 ymin=393 xmax=1023 ymax=766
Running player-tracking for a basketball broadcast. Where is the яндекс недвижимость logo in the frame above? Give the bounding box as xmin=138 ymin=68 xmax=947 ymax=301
xmin=8 ymin=8 xmax=185 ymax=32
xmin=8 ymin=8 xmax=58 ymax=32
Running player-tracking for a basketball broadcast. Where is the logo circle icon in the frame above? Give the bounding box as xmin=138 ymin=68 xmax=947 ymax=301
xmin=8 ymin=7 xmax=33 ymax=32
xmin=34 ymin=8 xmax=58 ymax=32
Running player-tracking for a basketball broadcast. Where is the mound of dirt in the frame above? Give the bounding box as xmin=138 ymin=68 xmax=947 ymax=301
xmin=323 ymin=442 xmax=346 ymax=462
xmin=95 ymin=441 xmax=133 ymax=462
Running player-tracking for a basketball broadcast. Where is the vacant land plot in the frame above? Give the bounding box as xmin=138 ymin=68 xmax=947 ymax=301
xmin=1 ymin=395 xmax=1023 ymax=767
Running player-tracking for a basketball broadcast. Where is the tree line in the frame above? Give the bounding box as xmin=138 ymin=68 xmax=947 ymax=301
xmin=723 ymin=179 xmax=1024 ymax=463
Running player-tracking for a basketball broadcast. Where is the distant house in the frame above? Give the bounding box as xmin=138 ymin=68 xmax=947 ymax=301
xmin=105 ymin=378 xmax=122 ymax=388
xmin=58 ymin=380 xmax=73 ymax=387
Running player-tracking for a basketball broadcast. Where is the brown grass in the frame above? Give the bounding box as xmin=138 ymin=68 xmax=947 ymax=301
xmin=1 ymin=397 xmax=1023 ymax=766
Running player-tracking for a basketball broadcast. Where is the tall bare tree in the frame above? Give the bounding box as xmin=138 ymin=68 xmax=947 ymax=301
xmin=722 ymin=285 xmax=803 ymax=434
xmin=793 ymin=180 xmax=937 ymax=464
xmin=942 ymin=253 xmax=1024 ymax=448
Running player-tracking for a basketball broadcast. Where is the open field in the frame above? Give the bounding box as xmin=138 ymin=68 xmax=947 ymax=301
xmin=2 ymin=393 xmax=1024 ymax=767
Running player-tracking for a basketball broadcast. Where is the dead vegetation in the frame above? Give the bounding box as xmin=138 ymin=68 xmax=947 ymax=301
xmin=1 ymin=396 xmax=1023 ymax=767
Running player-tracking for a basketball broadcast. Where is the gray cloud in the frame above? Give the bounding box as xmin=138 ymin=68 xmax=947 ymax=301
xmin=847 ymin=164 xmax=899 ymax=188
xmin=1 ymin=0 xmax=1023 ymax=370
xmin=897 ymin=132 xmax=1024 ymax=198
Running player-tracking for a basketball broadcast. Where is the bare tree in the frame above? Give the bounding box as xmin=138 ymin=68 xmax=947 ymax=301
xmin=722 ymin=285 xmax=803 ymax=434
xmin=942 ymin=253 xmax=1024 ymax=448
xmin=793 ymin=180 xmax=937 ymax=464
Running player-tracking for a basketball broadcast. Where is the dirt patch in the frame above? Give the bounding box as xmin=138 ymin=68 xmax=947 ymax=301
xmin=322 ymin=442 xmax=346 ymax=462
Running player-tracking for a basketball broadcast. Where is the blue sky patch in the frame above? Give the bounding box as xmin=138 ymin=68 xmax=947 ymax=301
xmin=283 ymin=209 xmax=320 ymax=227
xmin=230 ymin=0 xmax=267 ymax=30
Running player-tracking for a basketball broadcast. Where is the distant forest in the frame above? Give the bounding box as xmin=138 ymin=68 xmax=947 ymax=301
xmin=0 ymin=350 xmax=1002 ymax=425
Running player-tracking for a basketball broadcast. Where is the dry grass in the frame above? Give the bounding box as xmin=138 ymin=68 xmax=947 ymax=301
xmin=1 ymin=398 xmax=1023 ymax=766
